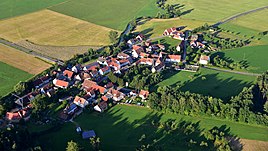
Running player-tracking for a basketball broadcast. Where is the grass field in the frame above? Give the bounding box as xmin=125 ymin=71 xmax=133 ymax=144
xmin=0 ymin=0 xmax=66 ymax=20
xmin=0 ymin=10 xmax=114 ymax=46
xmin=157 ymin=68 xmax=256 ymax=100
xmin=135 ymin=18 xmax=207 ymax=38
xmin=212 ymin=45 xmax=268 ymax=74
xmin=35 ymin=105 xmax=268 ymax=151
xmin=0 ymin=44 xmax=51 ymax=74
xmin=49 ymin=0 xmax=162 ymax=30
xmin=0 ymin=61 xmax=32 ymax=96
xmin=166 ymin=0 xmax=268 ymax=22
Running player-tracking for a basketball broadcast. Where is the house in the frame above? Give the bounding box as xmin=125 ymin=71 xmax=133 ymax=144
xmin=163 ymin=27 xmax=177 ymax=36
xmin=63 ymin=70 xmax=74 ymax=80
xmin=136 ymin=34 xmax=145 ymax=42
xmin=172 ymin=31 xmax=184 ymax=40
xmin=6 ymin=109 xmax=30 ymax=122
xmin=152 ymin=62 xmax=165 ymax=73
xmin=119 ymin=59 xmax=130 ymax=67
xmin=83 ymin=62 xmax=99 ymax=71
xmin=99 ymin=66 xmax=111 ymax=75
xmin=199 ymin=55 xmax=210 ymax=65
xmin=136 ymin=58 xmax=154 ymax=66
xmin=117 ymin=52 xmax=130 ymax=59
xmin=190 ymin=41 xmax=205 ymax=49
xmin=72 ymin=65 xmax=82 ymax=73
xmin=132 ymin=45 xmax=143 ymax=58
xmin=32 ymin=76 xmax=51 ymax=89
xmin=90 ymin=70 xmax=99 ymax=79
xmin=139 ymin=90 xmax=149 ymax=100
xmin=176 ymin=44 xmax=181 ymax=51
xmin=105 ymin=82 xmax=114 ymax=89
xmin=107 ymin=89 xmax=125 ymax=101
xmin=53 ymin=79 xmax=69 ymax=89
xmin=166 ymin=55 xmax=181 ymax=63
xmin=140 ymin=52 xmax=149 ymax=58
xmin=127 ymin=39 xmax=137 ymax=47
xmin=73 ymin=96 xmax=89 ymax=108
xmin=108 ymin=60 xmax=121 ymax=71
xmin=82 ymin=130 xmax=96 ymax=139
xmin=85 ymin=87 xmax=96 ymax=98
xmin=97 ymin=57 xmax=107 ymax=65
xmin=64 ymin=103 xmax=78 ymax=115
xmin=157 ymin=44 xmax=165 ymax=50
xmin=82 ymin=79 xmax=97 ymax=89
xmin=101 ymin=96 xmax=109 ymax=102
xmin=94 ymin=101 xmax=108 ymax=112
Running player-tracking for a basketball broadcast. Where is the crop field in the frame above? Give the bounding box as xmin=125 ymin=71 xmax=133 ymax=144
xmin=0 ymin=61 xmax=32 ymax=96
xmin=49 ymin=0 xmax=162 ymax=30
xmin=0 ymin=44 xmax=51 ymax=74
xmin=135 ymin=18 xmax=207 ymax=38
xmin=166 ymin=0 xmax=268 ymax=22
xmin=157 ymin=68 xmax=256 ymax=100
xmin=0 ymin=10 xmax=114 ymax=47
xmin=34 ymin=105 xmax=268 ymax=150
xmin=241 ymin=139 xmax=268 ymax=151
xmin=0 ymin=0 xmax=67 ymax=20
xmin=213 ymin=45 xmax=268 ymax=74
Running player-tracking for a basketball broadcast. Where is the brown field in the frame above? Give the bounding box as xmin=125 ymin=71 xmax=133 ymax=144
xmin=134 ymin=18 xmax=209 ymax=38
xmin=241 ymin=139 xmax=268 ymax=151
xmin=0 ymin=10 xmax=116 ymax=46
xmin=0 ymin=44 xmax=51 ymax=74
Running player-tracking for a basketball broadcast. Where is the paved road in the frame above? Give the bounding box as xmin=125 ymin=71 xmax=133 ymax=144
xmin=203 ymin=66 xmax=261 ymax=76
xmin=213 ymin=6 xmax=268 ymax=26
xmin=0 ymin=38 xmax=64 ymax=65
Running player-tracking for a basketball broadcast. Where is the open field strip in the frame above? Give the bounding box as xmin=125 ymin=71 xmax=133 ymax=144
xmin=0 ymin=61 xmax=32 ymax=96
xmin=0 ymin=44 xmax=51 ymax=74
xmin=33 ymin=105 xmax=268 ymax=151
xmin=0 ymin=10 xmax=115 ymax=47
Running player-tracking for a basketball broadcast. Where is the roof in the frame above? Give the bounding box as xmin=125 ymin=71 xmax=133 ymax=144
xmin=140 ymin=52 xmax=149 ymax=58
xmin=167 ymin=55 xmax=181 ymax=60
xmin=108 ymin=89 xmax=123 ymax=97
xmin=82 ymin=130 xmax=96 ymax=139
xmin=6 ymin=112 xmax=21 ymax=120
xmin=100 ymin=66 xmax=110 ymax=72
xmin=132 ymin=45 xmax=143 ymax=53
xmin=200 ymin=55 xmax=210 ymax=61
xmin=117 ymin=52 xmax=130 ymax=58
xmin=63 ymin=70 xmax=74 ymax=79
xmin=55 ymin=79 xmax=69 ymax=88
xmin=82 ymin=79 xmax=97 ymax=89
xmin=139 ymin=90 xmax=149 ymax=98
xmin=101 ymin=96 xmax=109 ymax=101
xmin=74 ymin=96 xmax=87 ymax=105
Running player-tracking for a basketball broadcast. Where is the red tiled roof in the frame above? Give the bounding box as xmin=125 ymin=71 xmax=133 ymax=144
xmin=200 ymin=55 xmax=210 ymax=61
xmin=74 ymin=96 xmax=87 ymax=105
xmin=139 ymin=90 xmax=149 ymax=98
xmin=6 ymin=112 xmax=21 ymax=120
xmin=82 ymin=79 xmax=97 ymax=89
xmin=100 ymin=66 xmax=110 ymax=72
xmin=101 ymin=96 xmax=109 ymax=101
xmin=167 ymin=55 xmax=181 ymax=60
xmin=63 ymin=70 xmax=74 ymax=79
xmin=55 ymin=79 xmax=69 ymax=88
xmin=132 ymin=45 xmax=143 ymax=52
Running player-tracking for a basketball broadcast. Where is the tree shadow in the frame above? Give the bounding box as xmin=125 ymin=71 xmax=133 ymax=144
xmin=134 ymin=28 xmax=153 ymax=38
xmin=180 ymin=9 xmax=194 ymax=16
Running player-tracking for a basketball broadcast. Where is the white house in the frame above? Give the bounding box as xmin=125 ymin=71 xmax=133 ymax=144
xmin=199 ymin=55 xmax=210 ymax=65
xmin=99 ymin=66 xmax=111 ymax=75
xmin=166 ymin=55 xmax=181 ymax=63
xmin=73 ymin=96 xmax=89 ymax=108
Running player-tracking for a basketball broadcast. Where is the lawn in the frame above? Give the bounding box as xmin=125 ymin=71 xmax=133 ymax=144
xmin=0 ymin=10 xmax=114 ymax=46
xmin=0 ymin=0 xmax=67 ymax=19
xmin=0 ymin=61 xmax=32 ymax=96
xmin=157 ymin=68 xmax=256 ymax=100
xmin=212 ymin=45 xmax=268 ymax=74
xmin=49 ymin=0 xmax=162 ymax=30
xmin=166 ymin=0 xmax=268 ymax=22
xmin=135 ymin=18 xmax=207 ymax=38
xmin=0 ymin=44 xmax=51 ymax=74
xmin=35 ymin=105 xmax=268 ymax=151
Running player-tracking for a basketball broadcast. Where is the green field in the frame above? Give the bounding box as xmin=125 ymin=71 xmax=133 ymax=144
xmin=49 ymin=0 xmax=161 ymax=30
xmin=0 ymin=0 xmax=66 ymax=20
xmin=0 ymin=61 xmax=32 ymax=96
xmin=166 ymin=0 xmax=268 ymax=22
xmin=157 ymin=68 xmax=256 ymax=100
xmin=212 ymin=45 xmax=268 ymax=74
xmin=35 ymin=105 xmax=268 ymax=151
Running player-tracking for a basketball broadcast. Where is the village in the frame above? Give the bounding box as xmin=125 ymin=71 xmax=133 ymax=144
xmin=4 ymin=26 xmax=211 ymax=139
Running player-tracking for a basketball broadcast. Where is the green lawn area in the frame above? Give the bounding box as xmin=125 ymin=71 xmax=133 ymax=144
xmin=0 ymin=0 xmax=66 ymax=19
xmin=49 ymin=0 xmax=162 ymax=31
xmin=0 ymin=61 xmax=32 ymax=96
xmin=212 ymin=45 xmax=268 ymax=74
xmin=35 ymin=105 xmax=268 ymax=151
xmin=157 ymin=68 xmax=256 ymax=100
xmin=166 ymin=0 xmax=268 ymax=22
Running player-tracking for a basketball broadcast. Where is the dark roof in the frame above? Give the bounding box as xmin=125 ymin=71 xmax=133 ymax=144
xmin=82 ymin=130 xmax=96 ymax=139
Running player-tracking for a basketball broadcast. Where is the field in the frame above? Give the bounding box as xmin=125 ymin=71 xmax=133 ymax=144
xmin=49 ymin=0 xmax=162 ymax=30
xmin=166 ymin=0 xmax=268 ymax=22
xmin=241 ymin=139 xmax=268 ymax=151
xmin=212 ymin=45 xmax=268 ymax=74
xmin=0 ymin=0 xmax=66 ymax=19
xmin=0 ymin=10 xmax=114 ymax=46
xmin=0 ymin=61 xmax=32 ymax=96
xmin=0 ymin=44 xmax=51 ymax=74
xmin=157 ymin=68 xmax=256 ymax=100
xmin=34 ymin=105 xmax=268 ymax=151
xmin=135 ymin=18 xmax=207 ymax=38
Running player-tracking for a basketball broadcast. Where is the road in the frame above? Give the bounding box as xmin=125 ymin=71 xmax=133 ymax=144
xmin=0 ymin=38 xmax=64 ymax=65
xmin=203 ymin=66 xmax=261 ymax=77
xmin=213 ymin=6 xmax=268 ymax=26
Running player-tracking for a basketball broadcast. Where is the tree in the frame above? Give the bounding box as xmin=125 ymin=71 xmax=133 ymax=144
xmin=0 ymin=104 xmax=6 ymax=116
xmin=264 ymin=101 xmax=268 ymax=113
xmin=14 ymin=81 xmax=27 ymax=95
xmin=90 ymin=137 xmax=101 ymax=151
xmin=109 ymin=31 xmax=119 ymax=44
xmin=66 ymin=140 xmax=80 ymax=151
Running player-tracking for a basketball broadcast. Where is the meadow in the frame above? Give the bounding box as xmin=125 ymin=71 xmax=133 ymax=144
xmin=0 ymin=44 xmax=51 ymax=74
xmin=0 ymin=0 xmax=66 ymax=19
xmin=0 ymin=10 xmax=114 ymax=46
xmin=135 ymin=18 xmax=207 ymax=38
xmin=0 ymin=61 xmax=32 ymax=96
xmin=166 ymin=0 xmax=268 ymax=22
xmin=157 ymin=68 xmax=256 ymax=100
xmin=34 ymin=105 xmax=268 ymax=151
xmin=212 ymin=45 xmax=268 ymax=74
xmin=49 ymin=0 xmax=162 ymax=30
